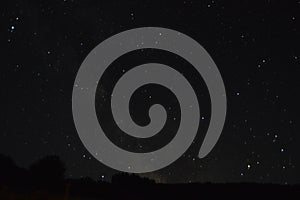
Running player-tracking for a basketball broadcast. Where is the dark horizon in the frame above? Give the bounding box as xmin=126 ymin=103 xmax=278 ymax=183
xmin=0 ymin=152 xmax=298 ymax=185
xmin=1 ymin=153 xmax=300 ymax=199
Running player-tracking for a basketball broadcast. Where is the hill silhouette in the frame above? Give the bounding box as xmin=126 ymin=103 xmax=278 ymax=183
xmin=0 ymin=153 xmax=299 ymax=199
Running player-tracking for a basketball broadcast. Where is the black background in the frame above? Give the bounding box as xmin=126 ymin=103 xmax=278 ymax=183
xmin=1 ymin=0 xmax=299 ymax=184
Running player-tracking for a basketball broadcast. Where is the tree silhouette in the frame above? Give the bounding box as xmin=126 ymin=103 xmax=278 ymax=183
xmin=0 ymin=154 xmax=28 ymax=187
xmin=0 ymin=154 xmax=299 ymax=199
xmin=29 ymin=155 xmax=65 ymax=190
xmin=112 ymin=172 xmax=156 ymax=185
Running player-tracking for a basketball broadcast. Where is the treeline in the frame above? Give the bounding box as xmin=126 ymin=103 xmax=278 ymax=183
xmin=0 ymin=154 xmax=299 ymax=199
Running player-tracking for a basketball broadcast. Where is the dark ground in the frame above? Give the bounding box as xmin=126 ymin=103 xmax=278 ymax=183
xmin=0 ymin=154 xmax=299 ymax=200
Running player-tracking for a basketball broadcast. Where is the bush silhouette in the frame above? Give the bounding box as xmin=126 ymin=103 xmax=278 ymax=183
xmin=29 ymin=155 xmax=65 ymax=189
xmin=0 ymin=154 xmax=28 ymax=187
xmin=112 ymin=172 xmax=155 ymax=185
xmin=0 ymin=153 xmax=299 ymax=199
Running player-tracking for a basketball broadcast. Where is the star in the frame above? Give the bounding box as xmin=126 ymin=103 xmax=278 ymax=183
xmin=1 ymin=0 xmax=298 ymax=185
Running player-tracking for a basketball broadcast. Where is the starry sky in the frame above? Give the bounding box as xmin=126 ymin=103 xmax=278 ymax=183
xmin=1 ymin=0 xmax=300 ymax=184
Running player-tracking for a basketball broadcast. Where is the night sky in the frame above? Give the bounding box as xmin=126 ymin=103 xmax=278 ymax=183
xmin=1 ymin=0 xmax=300 ymax=184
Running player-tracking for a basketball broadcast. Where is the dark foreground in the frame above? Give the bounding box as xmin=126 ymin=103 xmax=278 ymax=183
xmin=1 ymin=182 xmax=300 ymax=200
xmin=1 ymin=154 xmax=299 ymax=199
